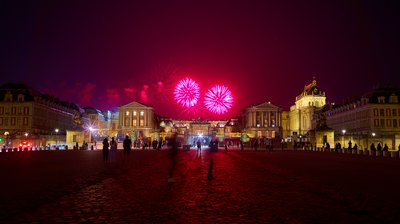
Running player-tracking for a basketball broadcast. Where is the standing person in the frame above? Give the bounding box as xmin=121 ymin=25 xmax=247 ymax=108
xmin=168 ymin=133 xmax=179 ymax=182
xmin=377 ymin=143 xmax=382 ymax=151
xmin=196 ymin=139 xmax=201 ymax=155
xmin=281 ymin=138 xmax=285 ymax=150
xmin=383 ymin=144 xmax=389 ymax=151
xmin=110 ymin=137 xmax=117 ymax=162
xmin=123 ymin=135 xmax=132 ymax=161
xmin=348 ymin=140 xmax=353 ymax=153
xmin=254 ymin=138 xmax=259 ymax=151
xmin=370 ymin=143 xmax=376 ymax=152
xmin=102 ymin=138 xmax=109 ymax=162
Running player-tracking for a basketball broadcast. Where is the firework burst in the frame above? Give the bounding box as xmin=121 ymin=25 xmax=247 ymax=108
xmin=204 ymin=85 xmax=233 ymax=114
xmin=174 ymin=78 xmax=200 ymax=108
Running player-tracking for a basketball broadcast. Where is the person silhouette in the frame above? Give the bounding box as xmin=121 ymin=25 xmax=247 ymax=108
xmin=196 ymin=139 xmax=201 ymax=155
xmin=123 ymin=135 xmax=132 ymax=161
xmin=208 ymin=137 xmax=218 ymax=180
xmin=168 ymin=133 xmax=179 ymax=182
xmin=383 ymin=144 xmax=389 ymax=151
xmin=370 ymin=143 xmax=376 ymax=151
xmin=377 ymin=143 xmax=382 ymax=151
xmin=110 ymin=137 xmax=117 ymax=162
xmin=102 ymin=138 xmax=109 ymax=162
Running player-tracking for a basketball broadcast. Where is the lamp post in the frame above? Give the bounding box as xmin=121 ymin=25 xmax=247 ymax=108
xmin=55 ymin=129 xmax=59 ymax=146
xmin=89 ymin=127 xmax=94 ymax=143
xmin=342 ymin=129 xmax=346 ymax=147
xmin=4 ymin=131 xmax=9 ymax=148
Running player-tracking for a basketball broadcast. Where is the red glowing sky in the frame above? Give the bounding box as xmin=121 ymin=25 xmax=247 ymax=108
xmin=1 ymin=1 xmax=400 ymax=119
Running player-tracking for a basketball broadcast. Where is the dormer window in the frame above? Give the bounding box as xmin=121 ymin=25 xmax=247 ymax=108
xmin=378 ymin=96 xmax=385 ymax=103
xmin=17 ymin=94 xmax=25 ymax=102
xmin=389 ymin=94 xmax=398 ymax=103
xmin=4 ymin=92 xmax=12 ymax=102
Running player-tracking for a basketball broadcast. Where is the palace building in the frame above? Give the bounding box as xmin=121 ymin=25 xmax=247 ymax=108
xmin=242 ymin=102 xmax=283 ymax=139
xmin=325 ymin=86 xmax=400 ymax=150
xmin=0 ymin=83 xmax=87 ymax=148
xmin=284 ymin=79 xmax=327 ymax=140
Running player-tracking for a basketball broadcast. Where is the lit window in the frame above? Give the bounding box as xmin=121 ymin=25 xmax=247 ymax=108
xmin=126 ymin=111 xmax=129 ymax=116
xmin=17 ymin=94 xmax=24 ymax=102
xmin=386 ymin=109 xmax=391 ymax=116
xmin=140 ymin=111 xmax=144 ymax=116
xmin=373 ymin=109 xmax=379 ymax=116
xmin=133 ymin=111 xmax=137 ymax=116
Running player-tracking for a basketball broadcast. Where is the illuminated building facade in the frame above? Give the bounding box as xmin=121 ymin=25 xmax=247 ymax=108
xmin=284 ymin=79 xmax=326 ymax=140
xmin=119 ymin=102 xmax=155 ymax=142
xmin=158 ymin=118 xmax=240 ymax=146
xmin=325 ymin=87 xmax=400 ymax=150
xmin=242 ymin=102 xmax=283 ymax=139
xmin=0 ymin=83 xmax=85 ymax=148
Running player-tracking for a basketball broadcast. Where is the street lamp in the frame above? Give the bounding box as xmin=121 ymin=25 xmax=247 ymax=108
xmin=4 ymin=131 xmax=9 ymax=148
xmin=55 ymin=129 xmax=59 ymax=146
xmin=88 ymin=126 xmax=94 ymax=143
xmin=342 ymin=129 xmax=346 ymax=146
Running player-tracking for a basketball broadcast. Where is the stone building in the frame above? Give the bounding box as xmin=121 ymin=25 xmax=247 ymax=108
xmin=284 ymin=79 xmax=327 ymax=141
xmin=0 ymin=83 xmax=85 ymax=148
xmin=118 ymin=101 xmax=155 ymax=143
xmin=325 ymin=86 xmax=400 ymax=150
xmin=242 ymin=102 xmax=283 ymax=139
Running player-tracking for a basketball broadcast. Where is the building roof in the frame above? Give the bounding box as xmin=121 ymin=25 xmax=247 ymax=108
xmin=0 ymin=82 xmax=81 ymax=111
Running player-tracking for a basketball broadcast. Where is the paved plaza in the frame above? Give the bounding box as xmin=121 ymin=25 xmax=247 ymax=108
xmin=1 ymin=148 xmax=400 ymax=223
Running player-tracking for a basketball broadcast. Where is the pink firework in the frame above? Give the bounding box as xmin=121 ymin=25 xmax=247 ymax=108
xmin=174 ymin=78 xmax=200 ymax=108
xmin=204 ymin=85 xmax=233 ymax=114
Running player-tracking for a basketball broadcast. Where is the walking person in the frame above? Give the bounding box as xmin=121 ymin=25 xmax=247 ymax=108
xmin=168 ymin=133 xmax=179 ymax=183
xmin=102 ymin=138 xmax=109 ymax=162
xmin=208 ymin=137 xmax=218 ymax=180
xmin=110 ymin=137 xmax=117 ymax=162
xmin=123 ymin=135 xmax=132 ymax=161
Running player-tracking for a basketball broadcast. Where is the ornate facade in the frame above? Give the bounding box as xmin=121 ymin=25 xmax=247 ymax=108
xmin=284 ymin=79 xmax=326 ymax=139
xmin=242 ymin=102 xmax=282 ymax=138
xmin=118 ymin=102 xmax=155 ymax=142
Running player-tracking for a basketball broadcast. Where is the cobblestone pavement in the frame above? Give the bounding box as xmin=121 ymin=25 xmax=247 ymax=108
xmin=1 ymin=149 xmax=400 ymax=223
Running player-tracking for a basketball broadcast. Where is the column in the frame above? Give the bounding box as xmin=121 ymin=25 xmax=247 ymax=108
xmin=261 ymin=111 xmax=264 ymax=127
xmin=253 ymin=111 xmax=256 ymax=127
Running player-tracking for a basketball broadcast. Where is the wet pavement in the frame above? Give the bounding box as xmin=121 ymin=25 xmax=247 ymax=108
xmin=1 ymin=148 xmax=400 ymax=223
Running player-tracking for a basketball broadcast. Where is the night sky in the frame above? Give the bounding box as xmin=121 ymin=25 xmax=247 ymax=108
xmin=1 ymin=1 xmax=400 ymax=119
